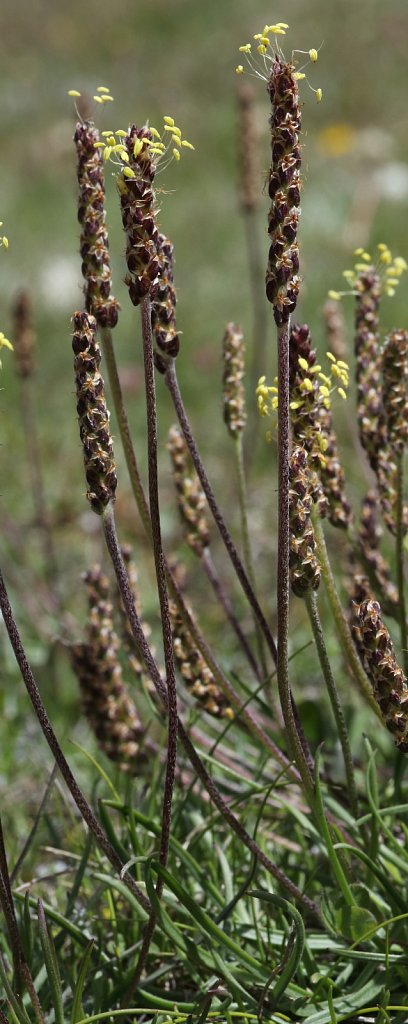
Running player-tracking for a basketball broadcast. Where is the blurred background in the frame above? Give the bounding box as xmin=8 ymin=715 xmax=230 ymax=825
xmin=1 ymin=0 xmax=408 ymax=817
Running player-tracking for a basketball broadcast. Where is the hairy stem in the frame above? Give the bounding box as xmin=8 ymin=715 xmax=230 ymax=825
xmin=136 ymin=296 xmax=178 ymax=981
xmin=396 ymin=450 xmax=408 ymax=675
xmin=305 ymin=590 xmax=359 ymax=817
xmin=164 ymin=360 xmax=277 ymax=666
xmin=234 ymin=431 xmax=268 ymax=682
xmin=0 ymin=569 xmax=150 ymax=915
xmin=313 ymin=516 xmax=381 ymax=717
xmin=98 ymin=324 xmax=294 ymax=771
xmin=101 ymin=508 xmax=320 ymax=923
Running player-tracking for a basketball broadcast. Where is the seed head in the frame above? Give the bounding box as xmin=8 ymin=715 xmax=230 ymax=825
xmin=74 ymin=120 xmax=119 ymax=328
xmin=72 ymin=311 xmax=117 ymax=514
xmin=170 ymin=600 xmax=234 ymax=719
xmin=265 ymin=58 xmax=301 ymax=325
xmin=71 ymin=565 xmax=150 ymax=772
xmin=167 ymin=425 xmax=210 ymax=556
xmin=351 ymin=597 xmax=408 ymax=752
xmin=222 ymin=323 xmax=247 ymax=436
xmin=289 ymin=446 xmax=321 ymax=596
xmin=12 ymin=290 xmax=35 ymax=377
xmin=151 ymin=233 xmax=179 ymax=373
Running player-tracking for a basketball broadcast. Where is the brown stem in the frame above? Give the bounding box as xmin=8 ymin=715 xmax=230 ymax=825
xmin=164 ymin=360 xmax=277 ymax=665
xmin=0 ymin=569 xmax=150 ymax=915
xmin=0 ymin=818 xmax=44 ymax=1022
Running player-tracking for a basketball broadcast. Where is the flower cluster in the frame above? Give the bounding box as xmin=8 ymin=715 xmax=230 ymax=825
xmin=72 ymin=311 xmax=117 ymax=514
xmin=235 ymin=23 xmax=322 ymax=101
xmin=71 ymin=565 xmax=151 ymax=773
xmin=151 ymin=233 xmax=179 ymax=372
xmin=167 ymin=425 xmax=210 ymax=557
xmin=351 ymin=597 xmax=408 ymax=752
xmin=74 ymin=120 xmax=119 ymax=328
xmin=329 ymin=244 xmax=407 ymax=302
xmin=222 ymin=323 xmax=247 ymax=436
xmin=170 ymin=600 xmax=234 ymax=720
xmin=289 ymin=446 xmax=321 ymax=596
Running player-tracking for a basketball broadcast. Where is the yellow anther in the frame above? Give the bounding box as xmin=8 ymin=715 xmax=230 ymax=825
xmin=318 ymin=372 xmax=330 ymax=385
xmin=171 ymin=134 xmax=181 ymax=145
xmin=101 ymin=130 xmax=114 ymax=137
xmin=328 ymin=290 xmax=341 ymax=300
xmin=257 ymin=45 xmax=267 ymax=55
xmin=149 ymin=127 xmax=160 ymax=139
xmin=173 ymin=148 xmax=180 ymax=161
xmin=379 ymin=250 xmax=392 ymax=264
xmin=68 ymin=89 xmax=81 ymax=97
xmin=93 ymin=141 xmax=104 ymax=148
xmin=377 ymin=243 xmax=388 ymax=251
xmin=1 ymin=237 xmax=8 ymax=249
xmin=181 ymin=140 xmax=195 ymax=150
xmin=239 ymin=44 xmax=252 ymax=53
xmin=171 ymin=125 xmax=182 ymax=136
xmin=236 ymin=65 xmax=245 ymax=74
xmin=308 ymin=364 xmax=322 ymax=374
xmin=101 ymin=95 xmax=114 ymax=102
xmin=301 ymin=378 xmax=313 ymax=392
xmin=103 ymin=146 xmax=112 ymax=160
xmin=96 ymin=86 xmax=110 ymax=93
xmin=354 ymin=247 xmax=365 ymax=256
xmin=315 ymin=88 xmax=323 ymax=103
xmin=133 ymin=138 xmax=144 ymax=157
xmin=120 ymin=151 xmax=129 ymax=162
xmin=385 ymin=277 xmax=399 ymax=287
xmin=163 ymin=116 xmax=175 ymax=126
xmin=298 ymin=356 xmax=309 ymax=371
xmin=290 ymin=400 xmax=301 ymax=410
xmin=394 ymin=256 xmax=407 ymax=271
xmin=0 ymin=332 xmax=12 ymax=349
xmin=123 ymin=166 xmax=136 ymax=178
xmin=93 ymin=96 xmax=103 ymax=103
xmin=275 ymin=22 xmax=289 ymax=29
xmin=319 ymin=385 xmax=330 ymax=397
xmin=338 ymin=388 xmax=347 ymax=400
xmin=293 ymin=72 xmax=306 ymax=80
xmin=326 ymin=351 xmax=335 ymax=362
xmin=309 ymin=48 xmax=318 ymax=62
xmin=337 ymin=361 xmax=349 ymax=369
xmin=115 ymin=129 xmax=128 ymax=138
xmin=270 ymin=26 xmax=286 ymax=35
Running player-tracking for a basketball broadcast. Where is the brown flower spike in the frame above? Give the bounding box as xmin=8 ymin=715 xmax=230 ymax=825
xmin=222 ymin=323 xmax=247 ymax=436
xmin=170 ymin=600 xmax=234 ymax=720
xmin=167 ymin=425 xmax=210 ymax=556
xmin=74 ymin=121 xmax=119 ymax=329
xmin=289 ymin=446 xmax=321 ymax=597
xmin=71 ymin=566 xmax=149 ymax=772
xmin=265 ymin=58 xmax=301 ymax=325
xmin=72 ymin=311 xmax=117 ymax=514
xmin=351 ymin=597 xmax=408 ymax=752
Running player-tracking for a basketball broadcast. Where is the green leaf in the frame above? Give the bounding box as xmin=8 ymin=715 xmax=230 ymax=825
xmin=37 ymin=899 xmax=64 ymax=1024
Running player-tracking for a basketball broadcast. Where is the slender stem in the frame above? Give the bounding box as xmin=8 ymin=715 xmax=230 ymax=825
xmin=99 ymin=324 xmax=283 ymax=755
xmin=0 ymin=568 xmax=150 ymax=915
xmin=101 ymin=506 xmax=320 ymax=920
xmin=99 ymin=326 xmax=151 ymax=535
xmin=276 ymin=322 xmax=313 ymax=799
xmin=396 ymin=450 xmax=408 ymax=675
xmin=305 ymin=590 xmax=359 ymax=817
xmin=164 ymin=360 xmax=278 ymax=666
xmin=313 ymin=516 xmax=381 ymax=718
xmin=134 ymin=296 xmax=178 ymax=984
xmin=10 ymin=765 xmax=57 ymax=884
xmin=201 ymin=547 xmax=262 ymax=682
xmin=234 ymin=431 xmax=268 ymax=681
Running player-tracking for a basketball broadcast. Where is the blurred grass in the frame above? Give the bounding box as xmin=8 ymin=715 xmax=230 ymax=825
xmin=0 ymin=0 xmax=407 ymax=791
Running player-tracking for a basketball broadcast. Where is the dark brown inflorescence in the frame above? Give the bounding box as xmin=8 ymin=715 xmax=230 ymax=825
xmin=72 ymin=311 xmax=117 ymax=514
xmin=354 ymin=266 xmax=383 ymax=470
xmin=74 ymin=121 xmax=119 ymax=329
xmin=289 ymin=323 xmax=352 ymax=527
xmin=323 ymin=299 xmax=347 ymax=362
xmin=119 ymin=126 xmax=161 ymax=308
xmin=289 ymin=446 xmax=321 ymax=597
xmin=71 ymin=566 xmax=149 ymax=772
xmin=222 ymin=323 xmax=247 ymax=436
xmin=12 ymin=290 xmax=35 ymax=377
xmin=167 ymin=425 xmax=210 ymax=556
xmin=265 ymin=58 xmax=301 ymax=325
xmin=351 ymin=597 xmax=408 ymax=752
xmin=381 ymin=328 xmax=408 ymax=452
xmin=169 ymin=600 xmax=234 ymax=720
xmin=151 ymin=233 xmax=180 ymax=373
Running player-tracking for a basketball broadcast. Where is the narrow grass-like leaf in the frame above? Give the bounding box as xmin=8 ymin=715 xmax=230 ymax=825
xmin=70 ymin=939 xmax=95 ymax=1024
xmin=0 ymin=955 xmax=31 ymax=1024
xmin=249 ymin=890 xmax=305 ymax=1009
xmin=37 ymin=900 xmax=64 ymax=1024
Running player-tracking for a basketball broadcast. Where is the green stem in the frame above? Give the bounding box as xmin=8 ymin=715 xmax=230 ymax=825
xmin=305 ymin=590 xmax=359 ymax=817
xmin=234 ymin=432 xmax=268 ymax=682
xmin=276 ymin=321 xmax=314 ymax=799
xmin=396 ymin=450 xmax=408 ymax=675
xmin=313 ymin=516 xmax=381 ymax=718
